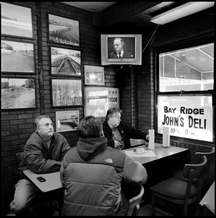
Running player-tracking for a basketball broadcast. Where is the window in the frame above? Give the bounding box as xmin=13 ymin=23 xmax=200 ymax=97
xmin=157 ymin=42 xmax=214 ymax=142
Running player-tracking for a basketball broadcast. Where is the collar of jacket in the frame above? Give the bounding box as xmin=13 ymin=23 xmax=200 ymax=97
xmin=77 ymin=137 xmax=108 ymax=161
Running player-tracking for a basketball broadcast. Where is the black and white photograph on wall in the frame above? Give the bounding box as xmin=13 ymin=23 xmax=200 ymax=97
xmin=1 ymin=2 xmax=33 ymax=38
xmin=52 ymin=79 xmax=82 ymax=107
xmin=1 ymin=78 xmax=36 ymax=110
xmin=1 ymin=40 xmax=34 ymax=73
xmin=51 ymin=47 xmax=81 ymax=76
xmin=56 ymin=110 xmax=79 ymax=132
xmin=84 ymin=65 xmax=104 ymax=85
xmin=49 ymin=14 xmax=79 ymax=46
xmin=108 ymin=36 xmax=135 ymax=59
xmin=85 ymin=87 xmax=119 ymax=117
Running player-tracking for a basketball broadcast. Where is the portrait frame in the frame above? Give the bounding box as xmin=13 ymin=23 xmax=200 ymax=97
xmin=1 ymin=2 xmax=33 ymax=38
xmin=51 ymin=78 xmax=82 ymax=107
xmin=1 ymin=39 xmax=35 ymax=73
xmin=1 ymin=77 xmax=36 ymax=110
xmin=84 ymin=65 xmax=105 ymax=85
xmin=50 ymin=46 xmax=81 ymax=76
xmin=55 ymin=110 xmax=79 ymax=132
xmin=48 ymin=13 xmax=80 ymax=46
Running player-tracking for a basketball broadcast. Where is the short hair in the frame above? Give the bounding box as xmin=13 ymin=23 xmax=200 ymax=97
xmin=34 ymin=114 xmax=51 ymax=129
xmin=114 ymin=37 xmax=124 ymax=45
xmin=78 ymin=116 xmax=102 ymax=138
xmin=105 ymin=107 xmax=122 ymax=121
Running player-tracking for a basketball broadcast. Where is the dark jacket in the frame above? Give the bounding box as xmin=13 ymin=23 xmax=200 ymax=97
xmin=103 ymin=121 xmax=148 ymax=149
xmin=109 ymin=50 xmax=134 ymax=59
xmin=24 ymin=131 xmax=70 ymax=173
xmin=60 ymin=137 xmax=127 ymax=216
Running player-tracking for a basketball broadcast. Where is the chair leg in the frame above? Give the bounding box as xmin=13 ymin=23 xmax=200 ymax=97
xmin=151 ymin=194 xmax=156 ymax=216
xmin=183 ymin=202 xmax=188 ymax=216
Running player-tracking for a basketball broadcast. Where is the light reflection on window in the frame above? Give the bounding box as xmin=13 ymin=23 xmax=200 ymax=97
xmin=159 ymin=43 xmax=214 ymax=92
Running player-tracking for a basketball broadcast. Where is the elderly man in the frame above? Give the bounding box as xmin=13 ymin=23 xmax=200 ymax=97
xmin=9 ymin=114 xmax=70 ymax=216
xmin=109 ymin=37 xmax=134 ymax=59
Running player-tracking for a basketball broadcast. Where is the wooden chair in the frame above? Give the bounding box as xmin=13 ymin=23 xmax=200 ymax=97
xmin=195 ymin=147 xmax=215 ymax=189
xmin=127 ymin=184 xmax=144 ymax=216
xmin=150 ymin=154 xmax=207 ymax=216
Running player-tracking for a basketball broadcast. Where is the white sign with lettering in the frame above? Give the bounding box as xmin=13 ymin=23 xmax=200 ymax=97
xmin=157 ymin=96 xmax=213 ymax=142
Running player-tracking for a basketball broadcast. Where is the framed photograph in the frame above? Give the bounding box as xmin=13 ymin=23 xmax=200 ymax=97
xmin=1 ymin=2 xmax=33 ymax=38
xmin=51 ymin=47 xmax=81 ymax=76
xmin=52 ymin=79 xmax=82 ymax=107
xmin=84 ymin=87 xmax=119 ymax=117
xmin=1 ymin=40 xmax=34 ymax=73
xmin=84 ymin=65 xmax=105 ymax=85
xmin=1 ymin=78 xmax=36 ymax=110
xmin=49 ymin=14 xmax=79 ymax=46
xmin=56 ymin=110 xmax=79 ymax=132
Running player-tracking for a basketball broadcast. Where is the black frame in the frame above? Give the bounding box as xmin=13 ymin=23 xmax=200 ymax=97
xmin=1 ymin=2 xmax=33 ymax=39
xmin=51 ymin=78 xmax=83 ymax=107
xmin=1 ymin=38 xmax=36 ymax=74
xmin=154 ymin=36 xmax=214 ymax=144
xmin=48 ymin=13 xmax=80 ymax=47
xmin=55 ymin=109 xmax=80 ymax=132
xmin=49 ymin=46 xmax=81 ymax=76
xmin=1 ymin=76 xmax=36 ymax=110
xmin=84 ymin=65 xmax=105 ymax=86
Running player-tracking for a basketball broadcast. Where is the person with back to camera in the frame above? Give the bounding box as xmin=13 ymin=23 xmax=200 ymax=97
xmin=60 ymin=116 xmax=148 ymax=216
xmin=9 ymin=114 xmax=70 ymax=216
xmin=109 ymin=37 xmax=134 ymax=59
xmin=103 ymin=107 xmax=149 ymax=150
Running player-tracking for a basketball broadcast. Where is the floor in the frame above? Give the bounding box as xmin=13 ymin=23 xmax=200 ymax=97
xmin=138 ymin=203 xmax=174 ymax=216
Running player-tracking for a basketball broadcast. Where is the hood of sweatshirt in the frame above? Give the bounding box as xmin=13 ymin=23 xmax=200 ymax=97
xmin=76 ymin=137 xmax=108 ymax=161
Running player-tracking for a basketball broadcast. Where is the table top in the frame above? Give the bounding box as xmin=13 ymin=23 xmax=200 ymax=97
xmin=124 ymin=143 xmax=189 ymax=164
xmin=23 ymin=144 xmax=188 ymax=192
xmin=23 ymin=169 xmax=63 ymax=192
xmin=200 ymin=181 xmax=215 ymax=214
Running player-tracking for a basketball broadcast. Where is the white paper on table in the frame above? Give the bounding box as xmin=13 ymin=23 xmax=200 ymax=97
xmin=124 ymin=149 xmax=156 ymax=157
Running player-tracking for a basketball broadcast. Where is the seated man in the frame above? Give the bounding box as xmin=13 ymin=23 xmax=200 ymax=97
xmin=10 ymin=115 xmax=70 ymax=216
xmin=60 ymin=116 xmax=148 ymax=216
xmin=103 ymin=107 xmax=149 ymax=150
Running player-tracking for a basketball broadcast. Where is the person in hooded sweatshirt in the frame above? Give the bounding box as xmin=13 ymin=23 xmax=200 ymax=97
xmin=60 ymin=116 xmax=148 ymax=216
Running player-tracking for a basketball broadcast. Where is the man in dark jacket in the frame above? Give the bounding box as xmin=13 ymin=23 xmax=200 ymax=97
xmin=103 ymin=107 xmax=149 ymax=150
xmin=10 ymin=115 xmax=70 ymax=215
xmin=109 ymin=37 xmax=134 ymax=59
xmin=60 ymin=116 xmax=148 ymax=216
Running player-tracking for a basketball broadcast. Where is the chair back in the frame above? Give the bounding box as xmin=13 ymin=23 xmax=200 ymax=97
xmin=127 ymin=185 xmax=144 ymax=216
xmin=195 ymin=147 xmax=215 ymax=186
xmin=16 ymin=151 xmax=26 ymax=169
xmin=183 ymin=154 xmax=207 ymax=201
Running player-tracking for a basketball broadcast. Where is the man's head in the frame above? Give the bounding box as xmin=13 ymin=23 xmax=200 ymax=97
xmin=106 ymin=107 xmax=122 ymax=129
xmin=78 ymin=116 xmax=103 ymax=138
xmin=35 ymin=115 xmax=54 ymax=139
xmin=113 ymin=37 xmax=124 ymax=53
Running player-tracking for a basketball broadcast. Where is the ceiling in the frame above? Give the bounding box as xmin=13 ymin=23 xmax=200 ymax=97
xmin=63 ymin=2 xmax=116 ymax=12
xmin=62 ymin=1 xmax=214 ymax=29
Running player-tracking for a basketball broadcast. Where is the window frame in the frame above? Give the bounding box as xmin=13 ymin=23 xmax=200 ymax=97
xmin=154 ymin=36 xmax=214 ymax=145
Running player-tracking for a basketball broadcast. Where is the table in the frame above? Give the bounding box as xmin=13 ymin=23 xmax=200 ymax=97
xmin=124 ymin=143 xmax=190 ymax=202
xmin=200 ymin=181 xmax=215 ymax=214
xmin=124 ymin=143 xmax=189 ymax=165
xmin=23 ymin=169 xmax=63 ymax=192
